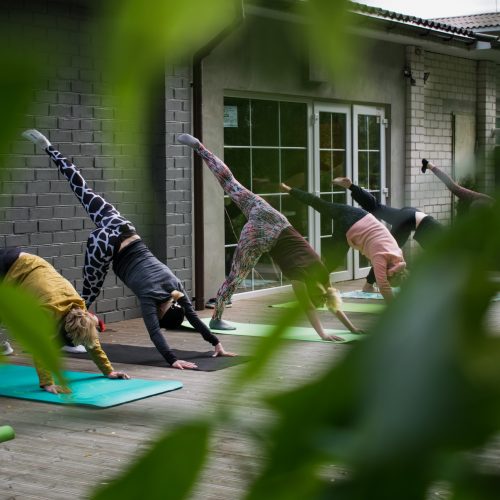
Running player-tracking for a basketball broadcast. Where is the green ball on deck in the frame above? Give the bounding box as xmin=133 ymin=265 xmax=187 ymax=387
xmin=0 ymin=425 xmax=15 ymax=443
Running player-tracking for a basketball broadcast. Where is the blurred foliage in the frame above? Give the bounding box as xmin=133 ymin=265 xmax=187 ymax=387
xmin=1 ymin=1 xmax=500 ymax=500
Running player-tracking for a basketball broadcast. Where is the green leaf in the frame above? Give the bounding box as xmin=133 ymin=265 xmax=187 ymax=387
xmin=0 ymin=282 xmax=63 ymax=381
xmin=91 ymin=421 xmax=210 ymax=500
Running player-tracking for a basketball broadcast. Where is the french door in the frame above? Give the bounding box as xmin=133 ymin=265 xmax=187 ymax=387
xmin=313 ymin=103 xmax=386 ymax=281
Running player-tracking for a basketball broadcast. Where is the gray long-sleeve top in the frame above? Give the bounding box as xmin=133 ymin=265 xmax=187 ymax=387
xmin=113 ymin=240 xmax=219 ymax=365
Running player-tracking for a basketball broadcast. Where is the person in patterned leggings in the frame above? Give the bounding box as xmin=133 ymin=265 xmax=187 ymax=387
xmin=178 ymin=134 xmax=363 ymax=338
xmin=22 ymin=129 xmax=235 ymax=370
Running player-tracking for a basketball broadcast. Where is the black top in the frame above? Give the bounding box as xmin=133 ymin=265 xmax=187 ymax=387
xmin=113 ymin=239 xmax=219 ymax=365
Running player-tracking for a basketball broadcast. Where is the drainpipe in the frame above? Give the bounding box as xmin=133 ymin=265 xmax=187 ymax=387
xmin=191 ymin=3 xmax=244 ymax=310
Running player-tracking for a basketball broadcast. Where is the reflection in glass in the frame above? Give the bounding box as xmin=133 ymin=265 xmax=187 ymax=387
xmin=282 ymin=193 xmax=308 ymax=236
xmin=282 ymin=149 xmax=307 ymax=190
xmin=358 ymin=115 xmax=367 ymax=150
xmin=252 ymin=100 xmax=279 ymax=146
xmin=369 ymin=152 xmax=381 ymax=191
xmin=332 ymin=113 xmax=346 ymax=149
xmin=253 ymin=253 xmax=282 ymax=290
xmin=224 ymin=199 xmax=245 ymax=246
xmin=358 ymin=151 xmax=368 ymax=187
xmin=368 ymin=115 xmax=380 ymax=150
xmin=224 ymin=98 xmax=250 ymax=146
xmin=281 ymin=102 xmax=307 ymax=147
xmin=252 ymin=149 xmax=279 ymax=194
xmin=319 ymin=113 xmax=332 ymax=149
xmin=224 ymin=147 xmax=251 ymax=190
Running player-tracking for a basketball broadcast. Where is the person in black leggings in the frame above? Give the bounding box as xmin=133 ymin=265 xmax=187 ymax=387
xmin=332 ymin=177 xmax=442 ymax=293
xmin=22 ymin=129 xmax=235 ymax=370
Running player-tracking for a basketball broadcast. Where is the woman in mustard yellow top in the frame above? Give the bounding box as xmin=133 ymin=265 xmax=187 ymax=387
xmin=1 ymin=248 xmax=129 ymax=393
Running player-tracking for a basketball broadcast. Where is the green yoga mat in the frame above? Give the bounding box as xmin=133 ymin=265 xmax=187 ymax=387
xmin=269 ymin=301 xmax=384 ymax=314
xmin=0 ymin=364 xmax=182 ymax=408
xmin=183 ymin=318 xmax=365 ymax=343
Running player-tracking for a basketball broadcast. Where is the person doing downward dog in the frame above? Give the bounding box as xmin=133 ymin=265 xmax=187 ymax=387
xmin=22 ymin=129 xmax=235 ymax=370
xmin=0 ymin=248 xmax=129 ymax=393
xmin=282 ymin=185 xmax=407 ymax=303
xmin=332 ymin=177 xmax=442 ymax=292
xmin=177 ymin=133 xmax=362 ymax=339
xmin=421 ymin=159 xmax=494 ymax=210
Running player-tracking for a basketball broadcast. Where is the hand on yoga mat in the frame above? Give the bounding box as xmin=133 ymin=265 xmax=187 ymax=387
xmin=107 ymin=371 xmax=130 ymax=380
xmin=43 ymin=384 xmax=72 ymax=395
xmin=212 ymin=342 xmax=237 ymax=358
xmin=172 ymin=360 xmax=198 ymax=370
xmin=319 ymin=333 xmax=345 ymax=342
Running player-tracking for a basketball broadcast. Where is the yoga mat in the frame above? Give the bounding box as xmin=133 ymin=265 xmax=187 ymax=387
xmin=269 ymin=301 xmax=384 ymax=314
xmin=0 ymin=425 xmax=15 ymax=443
xmin=0 ymin=364 xmax=182 ymax=408
xmin=340 ymin=290 xmax=385 ymax=300
xmin=183 ymin=318 xmax=365 ymax=344
xmin=66 ymin=344 xmax=251 ymax=372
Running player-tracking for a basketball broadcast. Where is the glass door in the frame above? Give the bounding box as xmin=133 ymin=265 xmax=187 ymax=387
xmin=352 ymin=105 xmax=386 ymax=279
xmin=313 ymin=104 xmax=352 ymax=281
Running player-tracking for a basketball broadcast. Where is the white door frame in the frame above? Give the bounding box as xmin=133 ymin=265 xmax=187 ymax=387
xmin=352 ymin=105 xmax=386 ymax=279
xmin=312 ymin=102 xmax=352 ymax=282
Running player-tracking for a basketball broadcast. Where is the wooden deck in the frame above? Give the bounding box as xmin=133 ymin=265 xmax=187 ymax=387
xmin=1 ymin=279 xmax=499 ymax=499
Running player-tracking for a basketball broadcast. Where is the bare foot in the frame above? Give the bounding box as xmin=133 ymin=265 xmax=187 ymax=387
xmin=362 ymin=282 xmax=376 ymax=293
xmin=332 ymin=177 xmax=352 ymax=189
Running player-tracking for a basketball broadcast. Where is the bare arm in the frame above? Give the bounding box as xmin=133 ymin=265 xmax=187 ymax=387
xmin=291 ymin=281 xmax=343 ymax=341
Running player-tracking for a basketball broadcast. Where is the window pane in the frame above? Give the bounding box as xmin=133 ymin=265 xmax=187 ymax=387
xmin=368 ymin=152 xmax=381 ymax=191
xmin=282 ymin=193 xmax=308 ymax=236
xmin=282 ymin=149 xmax=307 ymax=190
xmin=253 ymin=253 xmax=281 ymax=290
xmin=224 ymin=148 xmax=251 ymax=190
xmin=358 ymin=151 xmax=368 ymax=187
xmin=280 ymin=102 xmax=307 ymax=147
xmin=224 ymin=97 xmax=250 ymax=146
xmin=331 ymin=113 xmax=346 ymax=150
xmin=252 ymin=100 xmax=279 ymax=146
xmin=319 ymin=194 xmax=333 ymax=236
xmin=358 ymin=115 xmax=368 ymax=150
xmin=224 ymin=199 xmax=245 ymax=246
xmin=368 ymin=115 xmax=380 ymax=150
xmin=252 ymin=149 xmax=279 ymax=194
xmin=319 ymin=113 xmax=332 ymax=149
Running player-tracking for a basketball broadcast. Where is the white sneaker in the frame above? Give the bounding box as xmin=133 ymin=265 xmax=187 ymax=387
xmin=62 ymin=345 xmax=86 ymax=353
xmin=22 ymin=129 xmax=51 ymax=149
xmin=1 ymin=342 xmax=13 ymax=356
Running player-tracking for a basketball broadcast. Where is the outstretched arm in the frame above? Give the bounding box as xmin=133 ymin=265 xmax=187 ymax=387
xmin=281 ymin=184 xmax=334 ymax=218
xmin=290 ymin=281 xmax=344 ymax=341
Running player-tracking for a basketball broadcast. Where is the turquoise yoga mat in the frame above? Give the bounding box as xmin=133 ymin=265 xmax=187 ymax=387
xmin=269 ymin=301 xmax=385 ymax=314
xmin=340 ymin=290 xmax=385 ymax=300
xmin=183 ymin=318 xmax=365 ymax=344
xmin=0 ymin=364 xmax=182 ymax=408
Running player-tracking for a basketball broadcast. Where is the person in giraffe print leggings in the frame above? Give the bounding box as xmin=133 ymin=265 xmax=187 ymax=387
xmin=177 ymin=133 xmax=363 ymax=339
xmin=22 ymin=129 xmax=235 ymax=370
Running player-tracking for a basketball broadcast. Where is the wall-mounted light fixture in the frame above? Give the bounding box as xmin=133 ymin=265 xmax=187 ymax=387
xmin=403 ymin=68 xmax=416 ymax=86
xmin=423 ymin=72 xmax=430 ymax=84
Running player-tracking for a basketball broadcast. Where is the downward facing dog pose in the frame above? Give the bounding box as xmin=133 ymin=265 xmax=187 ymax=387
xmin=23 ymin=129 xmax=234 ymax=370
xmin=282 ymin=185 xmax=407 ymax=303
xmin=421 ymin=159 xmax=494 ymax=210
xmin=0 ymin=248 xmax=129 ymax=393
xmin=332 ymin=177 xmax=443 ymax=292
xmin=177 ymin=133 xmax=362 ymax=339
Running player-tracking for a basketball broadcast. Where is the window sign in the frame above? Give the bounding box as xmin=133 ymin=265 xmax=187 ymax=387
xmin=224 ymin=105 xmax=238 ymax=128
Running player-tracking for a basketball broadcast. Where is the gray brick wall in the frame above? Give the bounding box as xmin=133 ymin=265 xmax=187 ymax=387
xmin=405 ymin=47 xmax=479 ymax=227
xmin=0 ymin=0 xmax=181 ymax=324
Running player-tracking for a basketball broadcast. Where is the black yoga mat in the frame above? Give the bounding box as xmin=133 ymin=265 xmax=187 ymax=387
xmin=66 ymin=343 xmax=251 ymax=372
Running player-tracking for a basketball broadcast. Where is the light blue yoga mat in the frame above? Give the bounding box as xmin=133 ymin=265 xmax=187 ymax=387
xmin=0 ymin=364 xmax=183 ymax=408
xmin=269 ymin=301 xmax=385 ymax=314
xmin=340 ymin=290 xmax=385 ymax=300
xmin=183 ymin=318 xmax=365 ymax=344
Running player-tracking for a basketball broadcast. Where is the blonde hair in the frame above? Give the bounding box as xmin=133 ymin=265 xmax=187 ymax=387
xmin=326 ymin=287 xmax=343 ymax=312
xmin=65 ymin=308 xmax=98 ymax=349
